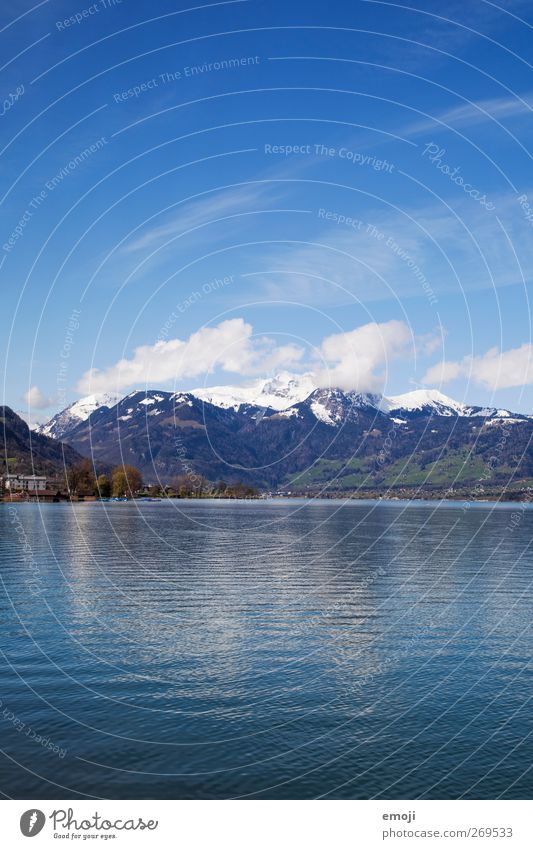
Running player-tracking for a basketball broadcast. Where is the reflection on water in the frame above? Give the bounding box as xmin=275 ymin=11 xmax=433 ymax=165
xmin=0 ymin=499 xmax=532 ymax=799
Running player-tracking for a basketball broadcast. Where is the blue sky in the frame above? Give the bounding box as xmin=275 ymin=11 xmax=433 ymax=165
xmin=2 ymin=0 xmax=533 ymax=417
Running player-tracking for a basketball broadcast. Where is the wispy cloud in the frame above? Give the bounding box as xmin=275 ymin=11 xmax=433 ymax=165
xmin=123 ymin=183 xmax=277 ymax=255
xmin=370 ymin=0 xmax=532 ymax=71
xmin=247 ymin=188 xmax=533 ymax=307
xmin=404 ymin=92 xmax=533 ymax=137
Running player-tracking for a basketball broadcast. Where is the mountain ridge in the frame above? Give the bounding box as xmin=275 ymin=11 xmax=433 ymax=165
xmin=44 ymin=380 xmax=533 ymax=493
xmin=37 ymin=372 xmax=529 ymax=441
xmin=38 ymin=392 xmax=120 ymax=440
xmin=1 ymin=406 xmax=83 ymax=479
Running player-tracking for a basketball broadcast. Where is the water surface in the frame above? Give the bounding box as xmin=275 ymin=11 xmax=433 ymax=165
xmin=0 ymin=498 xmax=532 ymax=799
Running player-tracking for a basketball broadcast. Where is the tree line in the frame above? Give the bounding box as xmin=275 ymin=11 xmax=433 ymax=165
xmin=67 ymin=460 xmax=142 ymax=498
xmin=66 ymin=460 xmax=258 ymax=499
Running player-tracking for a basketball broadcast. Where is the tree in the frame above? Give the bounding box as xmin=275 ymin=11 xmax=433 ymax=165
xmin=226 ymin=481 xmax=258 ymax=499
xmin=193 ymin=475 xmax=208 ymax=497
xmin=171 ymin=474 xmax=194 ymax=497
xmin=111 ymin=465 xmax=142 ymax=497
xmin=68 ymin=458 xmax=96 ymax=496
xmin=95 ymin=474 xmax=111 ymax=498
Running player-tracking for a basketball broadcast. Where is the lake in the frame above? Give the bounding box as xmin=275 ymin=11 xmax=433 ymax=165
xmin=0 ymin=498 xmax=532 ymax=799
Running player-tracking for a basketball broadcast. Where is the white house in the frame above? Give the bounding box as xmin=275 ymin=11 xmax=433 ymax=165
xmin=3 ymin=474 xmax=47 ymax=492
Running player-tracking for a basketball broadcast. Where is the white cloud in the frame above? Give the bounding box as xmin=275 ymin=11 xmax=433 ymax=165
xmin=423 ymin=343 xmax=533 ymax=390
xmin=22 ymin=385 xmax=53 ymax=409
xmin=315 ymin=320 xmax=412 ymax=392
xmin=77 ymin=319 xmax=304 ymax=395
xmin=77 ymin=317 xmax=437 ymax=397
xmin=417 ymin=329 xmax=446 ymax=356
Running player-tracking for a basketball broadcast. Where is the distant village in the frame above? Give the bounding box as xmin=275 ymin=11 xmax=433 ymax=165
xmin=1 ymin=472 xmax=71 ymax=502
xmin=0 ymin=464 xmax=260 ymax=502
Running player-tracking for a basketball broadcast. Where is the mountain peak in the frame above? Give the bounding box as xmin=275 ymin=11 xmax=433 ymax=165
xmin=37 ymin=378 xmax=526 ymax=443
xmin=383 ymin=389 xmax=467 ymax=416
xmin=37 ymin=392 xmax=120 ymax=440
xmin=302 ymin=387 xmax=383 ymax=426
xmin=191 ymin=371 xmax=316 ymax=411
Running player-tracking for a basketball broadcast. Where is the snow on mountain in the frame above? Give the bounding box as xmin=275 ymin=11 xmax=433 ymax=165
xmin=463 ymin=405 xmax=518 ymax=419
xmin=345 ymin=390 xmax=384 ymax=411
xmin=138 ymin=394 xmax=167 ymax=406
xmin=382 ymin=389 xmax=467 ymax=416
xmin=380 ymin=389 xmax=522 ymax=420
xmin=310 ymin=399 xmax=337 ymax=426
xmin=38 ymin=374 xmax=528 ymax=442
xmin=37 ymin=392 xmax=120 ymax=440
xmin=483 ymin=416 xmax=525 ymax=426
xmin=191 ymin=371 xmax=316 ymax=411
xmin=300 ymin=388 xmax=382 ymax=426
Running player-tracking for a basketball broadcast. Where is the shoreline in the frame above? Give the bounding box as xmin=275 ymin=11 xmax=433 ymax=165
xmin=3 ymin=493 xmax=533 ymax=508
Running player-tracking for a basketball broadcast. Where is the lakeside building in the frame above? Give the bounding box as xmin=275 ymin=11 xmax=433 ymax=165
xmin=2 ymin=474 xmax=48 ymax=492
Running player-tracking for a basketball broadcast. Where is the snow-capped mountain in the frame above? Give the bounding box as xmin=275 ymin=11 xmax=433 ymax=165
xmin=191 ymin=371 xmax=316 ymax=411
xmin=37 ymin=392 xmax=120 ymax=440
xmin=299 ymin=388 xmax=382 ymax=426
xmin=382 ymin=389 xmax=521 ymax=420
xmin=287 ymin=387 xmax=521 ymax=427
xmin=37 ymin=374 xmax=528 ymax=443
xmin=60 ymin=385 xmax=533 ymax=491
xmin=383 ymin=389 xmax=468 ymax=417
